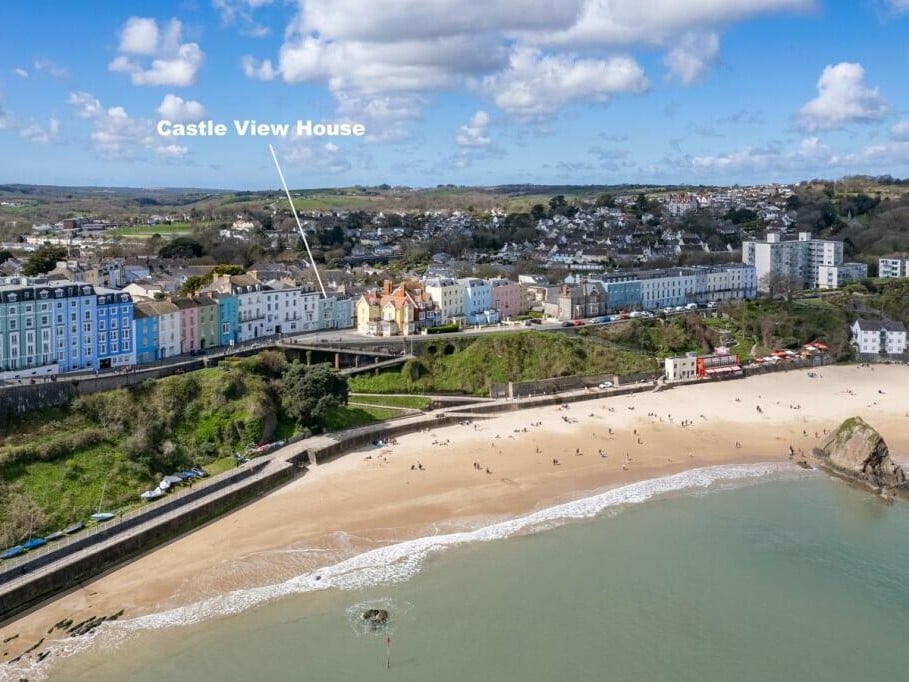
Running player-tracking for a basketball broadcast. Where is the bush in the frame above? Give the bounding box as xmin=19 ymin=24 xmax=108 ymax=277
xmin=426 ymin=323 xmax=459 ymax=334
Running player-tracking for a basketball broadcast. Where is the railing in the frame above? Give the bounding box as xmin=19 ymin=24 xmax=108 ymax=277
xmin=0 ymin=461 xmax=271 ymax=585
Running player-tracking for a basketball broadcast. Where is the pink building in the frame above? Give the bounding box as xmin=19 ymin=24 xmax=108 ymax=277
xmin=490 ymin=278 xmax=523 ymax=319
xmin=173 ymin=297 xmax=200 ymax=353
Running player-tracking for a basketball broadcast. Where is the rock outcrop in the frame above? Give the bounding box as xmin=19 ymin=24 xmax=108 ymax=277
xmin=362 ymin=609 xmax=389 ymax=628
xmin=817 ymin=417 xmax=906 ymax=490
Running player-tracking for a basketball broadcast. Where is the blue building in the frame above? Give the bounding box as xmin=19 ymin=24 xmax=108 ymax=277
xmin=0 ymin=278 xmax=99 ymax=379
xmin=132 ymin=303 xmax=160 ymax=365
xmin=459 ymin=278 xmax=499 ymax=325
xmin=214 ymin=292 xmax=239 ymax=346
xmin=94 ymin=288 xmax=134 ymax=369
xmin=598 ymin=279 xmax=642 ymax=314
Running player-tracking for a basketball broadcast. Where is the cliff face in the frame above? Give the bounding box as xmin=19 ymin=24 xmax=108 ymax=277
xmin=820 ymin=417 xmax=906 ymax=489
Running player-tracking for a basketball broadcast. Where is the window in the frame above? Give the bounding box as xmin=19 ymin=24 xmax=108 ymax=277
xmin=122 ymin=328 xmax=130 ymax=340
xmin=9 ymin=319 xmax=15 ymax=330
xmin=111 ymin=318 xmax=118 ymax=329
xmin=84 ymin=311 xmax=91 ymax=321
xmin=41 ymin=315 xmax=48 ymax=326
xmin=71 ymin=312 xmax=77 ymax=322
xmin=123 ymin=340 xmax=130 ymax=351
xmin=99 ymin=344 xmax=107 ymax=355
xmin=83 ymin=322 xmax=92 ymax=333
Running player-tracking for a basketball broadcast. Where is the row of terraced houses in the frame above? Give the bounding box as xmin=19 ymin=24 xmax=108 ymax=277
xmin=355 ymin=264 xmax=758 ymax=336
xmin=0 ymin=274 xmax=354 ymax=382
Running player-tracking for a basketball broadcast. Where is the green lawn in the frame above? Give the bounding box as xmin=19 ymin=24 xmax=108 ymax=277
xmin=348 ymin=394 xmax=431 ymax=410
xmin=107 ymin=222 xmax=208 ymax=238
xmin=322 ymin=405 xmax=405 ymax=431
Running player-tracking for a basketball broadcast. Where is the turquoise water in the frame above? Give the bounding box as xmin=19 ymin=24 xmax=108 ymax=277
xmin=44 ymin=470 xmax=909 ymax=681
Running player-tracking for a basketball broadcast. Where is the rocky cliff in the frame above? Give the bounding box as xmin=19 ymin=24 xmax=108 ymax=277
xmin=818 ymin=417 xmax=906 ymax=490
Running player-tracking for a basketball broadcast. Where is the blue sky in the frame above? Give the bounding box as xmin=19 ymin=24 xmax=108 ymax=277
xmin=2 ymin=0 xmax=909 ymax=189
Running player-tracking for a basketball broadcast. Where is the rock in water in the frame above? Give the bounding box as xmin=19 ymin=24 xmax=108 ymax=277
xmin=362 ymin=609 xmax=389 ymax=627
xmin=819 ymin=417 xmax=906 ymax=490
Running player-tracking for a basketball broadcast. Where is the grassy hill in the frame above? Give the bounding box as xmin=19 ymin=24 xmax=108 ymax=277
xmin=349 ymin=331 xmax=660 ymax=394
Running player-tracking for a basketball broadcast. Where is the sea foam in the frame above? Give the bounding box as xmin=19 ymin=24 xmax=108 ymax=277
xmin=7 ymin=463 xmax=805 ymax=682
xmin=123 ymin=463 xmax=799 ymax=631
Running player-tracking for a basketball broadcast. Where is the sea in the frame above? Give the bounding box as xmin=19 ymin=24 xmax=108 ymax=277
xmin=19 ymin=463 xmax=909 ymax=682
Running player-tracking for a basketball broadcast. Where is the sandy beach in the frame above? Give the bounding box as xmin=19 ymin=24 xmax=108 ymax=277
xmin=3 ymin=363 xmax=909 ymax=671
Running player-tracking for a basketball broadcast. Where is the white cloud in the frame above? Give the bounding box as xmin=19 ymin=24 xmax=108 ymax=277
xmin=155 ymin=143 xmax=189 ymax=158
xmin=296 ymin=0 xmax=580 ymax=41
xmin=241 ymin=56 xmax=277 ymax=80
xmin=109 ymin=18 xmax=204 ymax=87
xmin=480 ymin=49 xmax=648 ymax=120
xmin=68 ymin=91 xmax=103 ymax=119
xmin=33 ymin=58 xmax=69 ymax=80
xmin=538 ymin=0 xmax=813 ymax=47
xmin=118 ymin=17 xmax=160 ymax=55
xmin=797 ymin=62 xmax=887 ymax=131
xmin=891 ymin=121 xmax=909 ymax=141
xmin=680 ymin=134 xmax=909 ymax=178
xmin=212 ymin=0 xmax=273 ymax=36
xmin=14 ymin=68 xmax=28 ymax=78
xmin=239 ymin=0 xmax=809 ymax=139
xmin=455 ymin=111 xmax=492 ymax=148
xmin=276 ymin=137 xmax=352 ymax=174
xmin=18 ymin=118 xmax=60 ymax=144
xmin=0 ymin=99 xmax=17 ymax=130
xmin=885 ymin=0 xmax=909 ymax=12
xmin=334 ymin=91 xmax=426 ymax=143
xmin=67 ymin=91 xmax=187 ymax=160
xmin=156 ymin=94 xmax=205 ymax=122
xmin=664 ymin=32 xmax=719 ymax=84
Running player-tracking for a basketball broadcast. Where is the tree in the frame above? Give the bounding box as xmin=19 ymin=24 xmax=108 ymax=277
xmin=22 ymin=244 xmax=67 ymax=276
xmin=548 ymin=195 xmax=567 ymax=214
xmin=179 ymin=275 xmax=206 ymax=296
xmin=280 ymin=363 xmax=349 ymax=430
xmin=159 ymin=237 xmax=204 ymax=259
xmin=595 ymin=193 xmax=616 ymax=208
xmin=530 ymin=203 xmax=547 ymax=221
xmin=759 ymin=272 xmax=803 ymax=303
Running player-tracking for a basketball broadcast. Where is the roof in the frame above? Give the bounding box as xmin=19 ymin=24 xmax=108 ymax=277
xmin=854 ymin=319 xmax=907 ymax=333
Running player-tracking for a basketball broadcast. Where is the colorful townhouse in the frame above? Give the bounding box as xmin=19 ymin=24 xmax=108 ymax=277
xmin=94 ymin=287 xmax=134 ymax=369
xmin=355 ymin=280 xmax=439 ymax=336
xmin=132 ymin=302 xmax=160 ymax=365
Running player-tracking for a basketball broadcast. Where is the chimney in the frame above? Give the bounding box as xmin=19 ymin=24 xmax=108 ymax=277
xmin=383 ymin=279 xmax=393 ymax=295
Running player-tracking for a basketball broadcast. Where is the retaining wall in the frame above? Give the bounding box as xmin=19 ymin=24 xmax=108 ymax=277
xmin=0 ymin=460 xmax=295 ymax=620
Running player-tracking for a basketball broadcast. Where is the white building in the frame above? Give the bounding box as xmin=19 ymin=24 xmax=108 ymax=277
xmin=850 ymin=319 xmax=907 ymax=356
xmin=424 ymin=276 xmax=464 ymax=324
xmin=878 ymin=257 xmax=909 ymax=278
xmin=817 ymin=262 xmax=868 ymax=289
xmin=260 ymin=280 xmax=321 ymax=336
xmin=155 ymin=301 xmax=181 ymax=358
xmin=458 ymin=278 xmax=498 ymax=325
xmin=664 ymin=354 xmax=698 ymax=381
xmin=742 ymin=231 xmax=843 ymax=290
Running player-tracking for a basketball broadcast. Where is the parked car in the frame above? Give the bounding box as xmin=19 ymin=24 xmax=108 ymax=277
xmin=598 ymin=381 xmax=614 ymax=388
xmin=562 ymin=321 xmax=574 ymax=327
xmin=573 ymin=320 xmax=585 ymax=326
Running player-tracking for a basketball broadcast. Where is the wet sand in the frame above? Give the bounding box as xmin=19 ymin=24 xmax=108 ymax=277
xmin=2 ymin=364 xmax=908 ymax=673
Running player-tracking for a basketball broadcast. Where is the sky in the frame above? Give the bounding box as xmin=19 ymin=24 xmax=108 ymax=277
xmin=2 ymin=0 xmax=909 ymax=190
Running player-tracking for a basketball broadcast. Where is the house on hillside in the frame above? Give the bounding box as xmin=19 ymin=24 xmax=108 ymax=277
xmin=850 ymin=319 xmax=908 ymax=357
